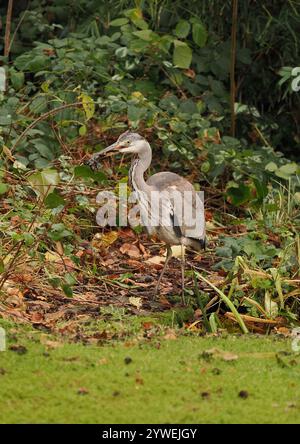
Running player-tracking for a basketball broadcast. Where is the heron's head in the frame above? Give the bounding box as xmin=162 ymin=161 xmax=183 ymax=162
xmin=102 ymin=131 xmax=149 ymax=155
xmin=86 ymin=131 xmax=150 ymax=170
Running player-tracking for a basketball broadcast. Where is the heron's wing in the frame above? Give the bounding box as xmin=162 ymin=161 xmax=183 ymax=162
xmin=166 ymin=183 xmax=205 ymax=241
xmin=146 ymin=173 xmax=205 ymax=241
xmin=146 ymin=172 xmax=186 ymax=190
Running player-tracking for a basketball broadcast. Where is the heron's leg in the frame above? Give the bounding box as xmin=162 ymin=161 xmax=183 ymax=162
xmin=154 ymin=245 xmax=172 ymax=299
xmin=181 ymin=243 xmax=186 ymax=305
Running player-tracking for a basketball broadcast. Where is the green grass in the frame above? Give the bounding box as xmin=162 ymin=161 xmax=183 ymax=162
xmin=0 ymin=322 xmax=300 ymax=424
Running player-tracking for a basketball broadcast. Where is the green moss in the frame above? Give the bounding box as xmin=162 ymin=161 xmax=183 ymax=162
xmin=0 ymin=323 xmax=299 ymax=424
xmin=157 ymin=307 xmax=195 ymax=327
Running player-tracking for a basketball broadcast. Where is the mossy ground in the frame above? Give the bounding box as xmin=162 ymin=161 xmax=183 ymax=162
xmin=0 ymin=319 xmax=299 ymax=424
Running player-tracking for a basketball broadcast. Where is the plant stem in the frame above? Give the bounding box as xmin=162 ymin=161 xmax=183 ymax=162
xmin=195 ymin=271 xmax=249 ymax=334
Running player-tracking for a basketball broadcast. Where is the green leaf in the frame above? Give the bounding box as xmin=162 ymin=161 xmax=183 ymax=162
xmin=226 ymin=183 xmax=252 ymax=206
xmin=48 ymin=223 xmax=72 ymax=241
xmin=124 ymin=8 xmax=148 ymax=30
xmin=10 ymin=70 xmax=24 ymax=90
xmin=130 ymin=39 xmax=149 ymax=52
xmin=192 ymin=22 xmax=207 ymax=47
xmin=201 ymin=161 xmax=210 ymax=173
xmin=110 ymin=18 xmax=129 ymax=27
xmin=253 ymin=179 xmax=268 ymax=202
xmin=74 ymin=165 xmax=95 ymax=178
xmin=33 ymin=140 xmax=54 ymax=160
xmin=173 ymin=40 xmax=192 ymax=69
xmin=294 ymin=192 xmax=300 ymax=204
xmin=79 ymin=125 xmax=87 ymax=136
xmin=28 ymin=169 xmax=60 ymax=197
xmin=45 ymin=191 xmax=66 ymax=209
xmin=29 ymin=96 xmax=48 ymax=114
xmin=115 ymin=47 xmax=128 ymax=58
xmin=132 ymin=30 xmax=155 ymax=41
xmin=0 ymin=183 xmax=8 ymax=194
xmin=265 ymin=161 xmax=278 ymax=172
xmin=74 ymin=165 xmax=106 ymax=183
xmin=61 ymin=284 xmax=73 ymax=297
xmin=127 ymin=104 xmax=146 ymax=123
xmin=174 ymin=20 xmax=191 ymax=38
xmin=93 ymin=171 xmax=107 ymax=183
xmin=27 ymin=55 xmax=49 ymax=72
xmin=132 ymin=18 xmax=148 ymax=30
xmin=79 ymin=93 xmax=95 ymax=121
xmin=275 ymin=163 xmax=298 ymax=180
xmin=65 ymin=273 xmax=77 ymax=286
xmin=0 ymin=258 xmax=4 ymax=273
xmin=22 ymin=233 xmax=35 ymax=246
xmin=209 ymin=313 xmax=218 ymax=333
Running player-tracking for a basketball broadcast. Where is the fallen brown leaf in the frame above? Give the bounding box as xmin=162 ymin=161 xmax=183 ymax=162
xmin=164 ymin=329 xmax=177 ymax=340
xmin=120 ymin=243 xmax=141 ymax=258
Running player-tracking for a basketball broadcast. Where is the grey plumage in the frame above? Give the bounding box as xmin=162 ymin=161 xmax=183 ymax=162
xmin=86 ymin=131 xmax=206 ymax=302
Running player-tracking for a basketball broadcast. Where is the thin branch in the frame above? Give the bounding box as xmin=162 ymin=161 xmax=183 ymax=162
xmin=4 ymin=0 xmax=13 ymax=57
xmin=11 ymin=102 xmax=82 ymax=153
xmin=8 ymin=8 xmax=28 ymax=54
xmin=230 ymin=0 xmax=238 ymax=137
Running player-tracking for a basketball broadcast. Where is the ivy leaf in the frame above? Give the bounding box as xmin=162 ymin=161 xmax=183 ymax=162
xmin=74 ymin=165 xmax=107 ymax=183
xmin=74 ymin=165 xmax=94 ymax=178
xmin=173 ymin=40 xmax=192 ymax=69
xmin=45 ymin=191 xmax=66 ymax=209
xmin=28 ymin=169 xmax=60 ymax=197
xmin=48 ymin=223 xmax=72 ymax=241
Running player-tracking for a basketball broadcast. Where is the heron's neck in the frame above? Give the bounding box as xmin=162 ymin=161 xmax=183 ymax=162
xmin=129 ymin=144 xmax=152 ymax=194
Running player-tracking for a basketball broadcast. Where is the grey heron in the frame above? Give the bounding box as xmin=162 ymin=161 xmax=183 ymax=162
xmin=87 ymin=131 xmax=206 ymax=303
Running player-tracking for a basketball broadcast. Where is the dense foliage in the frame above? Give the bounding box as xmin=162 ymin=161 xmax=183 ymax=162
xmin=0 ymin=1 xmax=300 ymax=333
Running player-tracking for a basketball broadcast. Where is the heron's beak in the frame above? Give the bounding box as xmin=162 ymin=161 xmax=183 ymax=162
xmin=85 ymin=142 xmax=120 ymax=170
xmin=99 ymin=141 xmax=120 ymax=156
